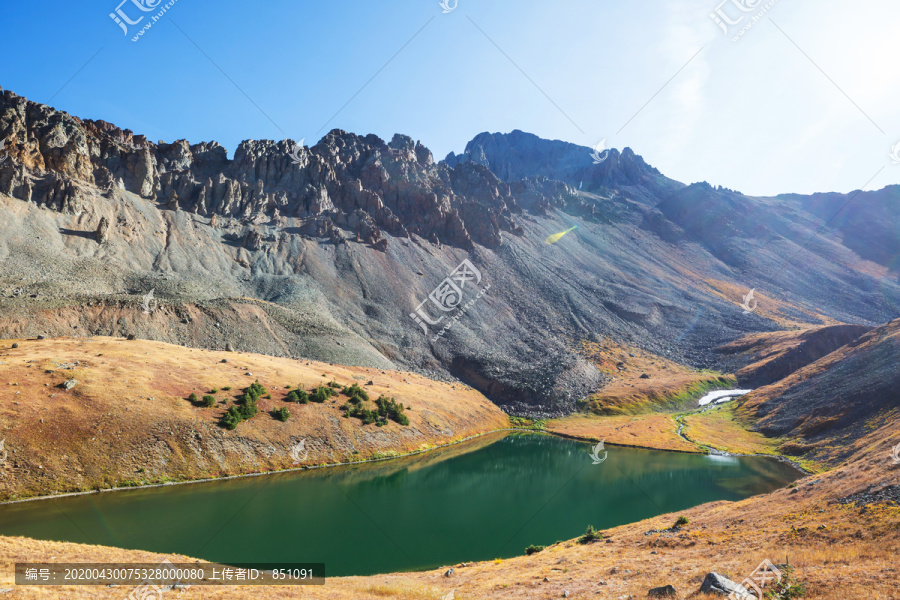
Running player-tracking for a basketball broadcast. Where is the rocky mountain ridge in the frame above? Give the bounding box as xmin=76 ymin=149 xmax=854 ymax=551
xmin=0 ymin=89 xmax=594 ymax=252
xmin=1 ymin=87 xmax=899 ymax=414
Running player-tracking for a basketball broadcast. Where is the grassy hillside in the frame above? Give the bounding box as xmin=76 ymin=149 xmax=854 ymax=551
xmin=577 ymin=338 xmax=736 ymax=415
xmin=0 ymin=337 xmax=509 ymax=501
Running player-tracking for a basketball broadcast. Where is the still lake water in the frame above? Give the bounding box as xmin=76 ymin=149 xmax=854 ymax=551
xmin=0 ymin=432 xmax=800 ymax=576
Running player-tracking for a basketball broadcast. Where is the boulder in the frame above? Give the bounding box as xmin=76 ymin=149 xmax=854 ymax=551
xmin=647 ymin=585 xmax=676 ymax=598
xmin=95 ymin=216 xmax=110 ymax=244
xmin=700 ymin=573 xmax=755 ymax=599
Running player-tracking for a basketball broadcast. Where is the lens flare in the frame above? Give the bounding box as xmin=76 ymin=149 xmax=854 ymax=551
xmin=545 ymin=226 xmax=577 ymax=245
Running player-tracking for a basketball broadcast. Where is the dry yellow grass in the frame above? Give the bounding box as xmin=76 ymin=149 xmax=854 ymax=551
xmin=681 ymin=403 xmax=784 ymax=456
xmin=0 ymin=337 xmax=509 ymax=501
xmin=577 ymin=337 xmax=734 ymax=414
xmin=547 ymin=413 xmax=700 ymax=453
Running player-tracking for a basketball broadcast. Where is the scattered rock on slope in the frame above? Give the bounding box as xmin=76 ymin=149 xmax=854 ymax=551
xmin=700 ymin=572 xmax=754 ymax=598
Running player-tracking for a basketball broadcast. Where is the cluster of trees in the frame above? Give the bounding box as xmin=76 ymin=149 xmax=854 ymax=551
xmin=222 ymin=382 xmax=264 ymax=429
xmin=201 ymin=378 xmax=412 ymax=430
xmin=340 ymin=393 xmax=409 ymax=427
xmin=285 ymin=384 xmax=337 ymax=404
xmin=375 ymin=396 xmax=410 ymax=426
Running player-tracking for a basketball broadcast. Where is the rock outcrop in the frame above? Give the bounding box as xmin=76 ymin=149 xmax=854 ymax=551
xmin=700 ymin=573 xmax=755 ymax=598
xmin=95 ymin=216 xmax=110 ymax=244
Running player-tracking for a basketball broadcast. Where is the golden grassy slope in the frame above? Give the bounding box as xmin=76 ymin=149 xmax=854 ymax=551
xmin=0 ymin=337 xmax=509 ymax=501
xmin=681 ymin=403 xmax=785 ymax=456
xmin=547 ymin=413 xmax=700 ymax=453
xmin=578 ymin=338 xmax=735 ymax=414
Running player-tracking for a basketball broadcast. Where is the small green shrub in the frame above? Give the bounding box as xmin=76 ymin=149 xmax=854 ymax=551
xmin=210 ymin=388 xmax=218 ymax=394
xmin=328 ymin=380 xmax=342 ymax=389
xmin=238 ymin=397 xmax=257 ymax=419
xmin=273 ymin=407 xmax=291 ymax=422
xmin=578 ymin=525 xmax=602 ymax=544
xmin=202 ymin=395 xmax=216 ymax=407
xmin=188 ymin=392 xmax=199 ymax=403
xmin=769 ymin=565 xmax=805 ymax=599
xmin=524 ymin=544 xmax=546 ymax=555
xmin=342 ymin=383 xmax=369 ymax=401
xmin=311 ymin=386 xmax=332 ymax=403
xmin=244 ymin=382 xmax=266 ymax=399
xmin=222 ymin=406 xmax=243 ymax=430
xmin=674 ymin=516 xmax=689 ymax=527
xmin=222 ymin=386 xmax=232 ymax=391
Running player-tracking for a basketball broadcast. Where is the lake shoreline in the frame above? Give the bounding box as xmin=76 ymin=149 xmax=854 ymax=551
xmin=0 ymin=427 xmax=522 ymax=506
xmin=1 ymin=419 xmax=809 ymax=507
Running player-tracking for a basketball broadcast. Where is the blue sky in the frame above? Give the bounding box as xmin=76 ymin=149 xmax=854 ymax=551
xmin=1 ymin=0 xmax=898 ymax=196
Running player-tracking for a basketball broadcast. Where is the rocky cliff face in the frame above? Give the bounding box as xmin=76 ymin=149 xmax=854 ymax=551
xmin=0 ymin=89 xmax=549 ymax=252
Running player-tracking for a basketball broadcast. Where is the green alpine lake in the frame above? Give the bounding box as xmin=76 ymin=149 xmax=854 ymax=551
xmin=0 ymin=432 xmax=801 ymax=576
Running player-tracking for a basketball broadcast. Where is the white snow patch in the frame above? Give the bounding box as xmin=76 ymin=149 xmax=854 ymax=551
xmin=698 ymin=389 xmax=752 ymax=407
